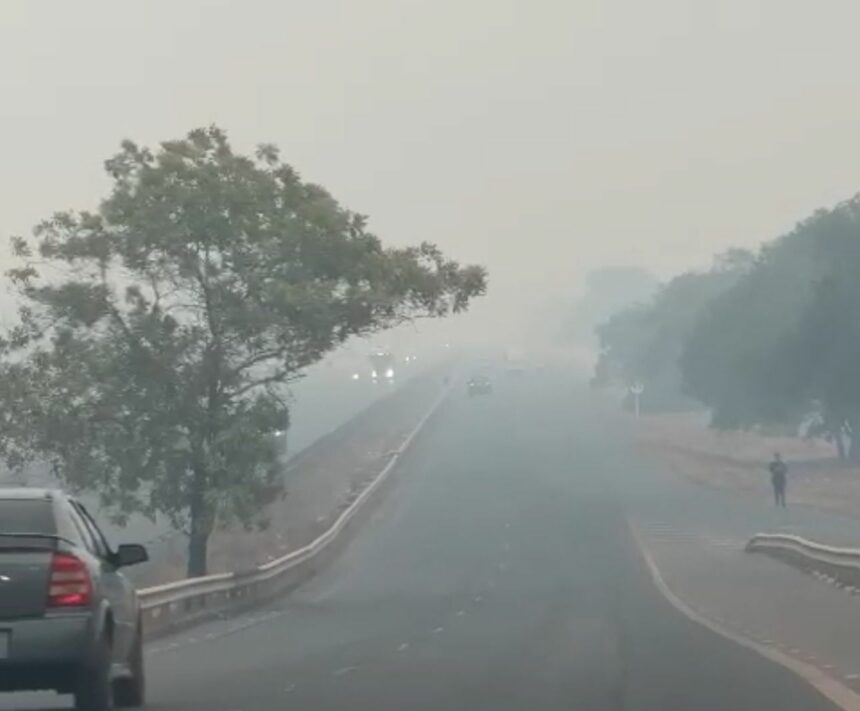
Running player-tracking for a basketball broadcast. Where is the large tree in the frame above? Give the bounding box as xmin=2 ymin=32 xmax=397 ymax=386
xmin=1 ymin=126 xmax=486 ymax=575
xmin=764 ymin=199 xmax=860 ymax=458
xmin=681 ymin=195 xmax=860 ymax=457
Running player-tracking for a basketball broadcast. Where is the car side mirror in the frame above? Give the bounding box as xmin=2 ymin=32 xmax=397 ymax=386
xmin=115 ymin=543 xmax=149 ymax=568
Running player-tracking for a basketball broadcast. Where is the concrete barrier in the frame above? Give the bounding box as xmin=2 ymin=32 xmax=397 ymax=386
xmin=746 ymin=533 xmax=860 ymax=589
xmin=138 ymin=382 xmax=451 ymax=639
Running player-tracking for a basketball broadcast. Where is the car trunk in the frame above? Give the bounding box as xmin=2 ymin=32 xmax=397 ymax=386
xmin=0 ymin=498 xmax=59 ymax=620
xmin=0 ymin=542 xmax=54 ymax=619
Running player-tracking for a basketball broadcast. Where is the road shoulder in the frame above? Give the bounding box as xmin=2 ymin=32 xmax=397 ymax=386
xmin=631 ymin=519 xmax=860 ymax=710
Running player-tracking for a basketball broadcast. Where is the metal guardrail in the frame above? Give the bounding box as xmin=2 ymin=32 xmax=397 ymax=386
xmin=746 ymin=533 xmax=860 ymax=588
xmin=137 ymin=383 xmax=451 ymax=639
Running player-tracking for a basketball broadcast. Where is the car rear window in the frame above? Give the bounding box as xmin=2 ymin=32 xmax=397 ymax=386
xmin=0 ymin=499 xmax=55 ymax=535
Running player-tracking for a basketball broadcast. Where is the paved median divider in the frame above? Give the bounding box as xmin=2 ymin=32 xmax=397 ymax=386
xmin=138 ymin=381 xmax=452 ymax=639
xmin=746 ymin=533 xmax=860 ymax=590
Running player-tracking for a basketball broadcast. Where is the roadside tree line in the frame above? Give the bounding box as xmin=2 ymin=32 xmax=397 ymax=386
xmin=0 ymin=126 xmax=487 ymax=576
xmin=593 ymin=195 xmax=860 ymax=461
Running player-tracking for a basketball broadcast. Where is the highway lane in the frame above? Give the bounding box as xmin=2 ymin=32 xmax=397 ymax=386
xmin=2 ymin=369 xmax=840 ymax=710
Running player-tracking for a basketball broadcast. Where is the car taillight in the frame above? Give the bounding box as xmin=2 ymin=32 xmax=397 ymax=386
xmin=48 ymin=552 xmax=92 ymax=608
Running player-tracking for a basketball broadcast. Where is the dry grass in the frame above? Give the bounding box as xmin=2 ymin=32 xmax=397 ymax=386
xmin=636 ymin=412 xmax=834 ymax=462
xmin=138 ymin=371 xmax=444 ymax=585
xmin=636 ymin=412 xmax=860 ymax=520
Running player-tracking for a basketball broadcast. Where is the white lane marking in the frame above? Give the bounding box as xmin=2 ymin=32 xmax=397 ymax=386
xmin=488 ymin=580 xmax=496 ymax=589
xmin=474 ymin=595 xmax=483 ymax=603
xmin=433 ymin=626 xmax=444 ymax=634
xmin=498 ymin=562 xmax=508 ymax=571
xmin=504 ymin=523 xmax=511 ymax=529
xmin=456 ymin=610 xmax=465 ymax=616
xmin=285 ymin=683 xmax=296 ymax=693
xmin=631 ymin=522 xmax=860 ymax=711
xmin=333 ymin=666 xmax=359 ymax=677
xmin=397 ymin=642 xmax=409 ymax=652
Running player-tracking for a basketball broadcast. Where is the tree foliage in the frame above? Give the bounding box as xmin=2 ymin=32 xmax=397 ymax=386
xmin=681 ymin=197 xmax=860 ymax=455
xmin=592 ymin=250 xmax=752 ymax=412
xmin=1 ymin=126 xmax=486 ymax=575
xmin=594 ymin=192 xmax=860 ymax=461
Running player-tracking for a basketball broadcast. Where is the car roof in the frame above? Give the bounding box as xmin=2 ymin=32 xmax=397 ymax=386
xmin=0 ymin=487 xmax=63 ymax=501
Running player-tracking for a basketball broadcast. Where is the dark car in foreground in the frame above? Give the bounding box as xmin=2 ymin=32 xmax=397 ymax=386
xmin=467 ymin=375 xmax=493 ymax=396
xmin=0 ymin=488 xmax=149 ymax=710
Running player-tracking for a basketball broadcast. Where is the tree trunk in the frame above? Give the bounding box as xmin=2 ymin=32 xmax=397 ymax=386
xmin=186 ymin=347 xmax=222 ymax=578
xmin=187 ymin=529 xmax=209 ymax=578
xmin=186 ymin=463 xmax=213 ymax=578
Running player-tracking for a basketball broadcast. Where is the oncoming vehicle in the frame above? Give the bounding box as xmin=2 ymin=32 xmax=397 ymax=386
xmin=369 ymin=349 xmax=396 ymax=382
xmin=0 ymin=488 xmax=149 ymax=710
xmin=467 ymin=375 xmax=493 ymax=396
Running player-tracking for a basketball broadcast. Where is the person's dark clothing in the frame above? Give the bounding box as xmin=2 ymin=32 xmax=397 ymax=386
xmin=769 ymin=459 xmax=787 ymax=507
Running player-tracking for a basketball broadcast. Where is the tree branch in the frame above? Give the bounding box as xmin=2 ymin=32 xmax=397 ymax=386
xmin=226 ymin=371 xmax=288 ymax=400
xmin=148 ymin=272 xmax=162 ymax=313
xmin=230 ymin=348 xmax=286 ymax=377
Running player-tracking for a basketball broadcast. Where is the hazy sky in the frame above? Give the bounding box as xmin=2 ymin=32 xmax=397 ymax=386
xmin=3 ymin=0 xmax=860 ymax=329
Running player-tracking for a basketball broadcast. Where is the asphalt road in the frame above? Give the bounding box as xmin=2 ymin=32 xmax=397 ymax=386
xmin=2 ymin=369 xmax=840 ymax=710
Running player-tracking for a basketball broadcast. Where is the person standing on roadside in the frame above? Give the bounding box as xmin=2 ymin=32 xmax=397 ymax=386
xmin=769 ymin=452 xmax=787 ymax=507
